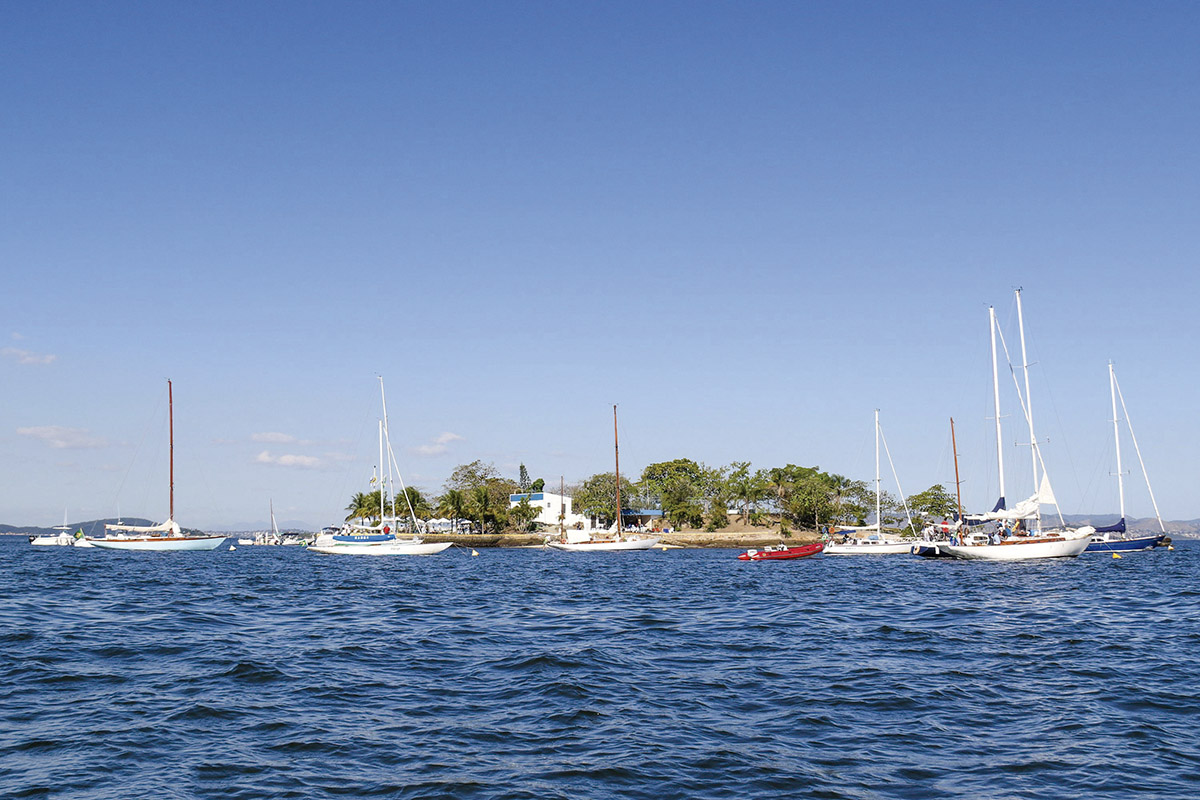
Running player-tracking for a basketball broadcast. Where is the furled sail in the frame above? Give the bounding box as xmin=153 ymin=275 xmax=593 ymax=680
xmin=105 ymin=519 xmax=182 ymax=536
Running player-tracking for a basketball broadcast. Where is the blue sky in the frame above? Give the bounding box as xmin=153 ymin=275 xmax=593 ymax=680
xmin=3 ymin=1 xmax=1198 ymax=529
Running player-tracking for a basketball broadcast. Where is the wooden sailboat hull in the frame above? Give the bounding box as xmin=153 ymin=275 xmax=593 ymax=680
xmin=86 ymin=535 xmax=227 ymax=552
xmin=938 ymin=534 xmax=1090 ymax=561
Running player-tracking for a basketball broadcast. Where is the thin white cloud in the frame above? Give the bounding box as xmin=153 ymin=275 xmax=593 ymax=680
xmin=18 ymin=425 xmax=109 ymax=449
xmin=412 ymin=431 xmax=464 ymax=457
xmin=255 ymin=450 xmax=320 ymax=468
xmin=252 ymin=432 xmax=299 ymax=444
xmin=2 ymin=347 xmax=56 ymax=365
xmin=11 ymin=332 xmax=25 ymax=340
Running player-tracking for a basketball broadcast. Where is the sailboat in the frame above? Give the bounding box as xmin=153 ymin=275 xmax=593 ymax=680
xmin=824 ymin=410 xmax=917 ymax=555
xmin=938 ymin=291 xmax=1092 ymax=561
xmin=911 ymin=418 xmax=967 ymax=558
xmin=308 ymin=378 xmax=451 ymax=556
xmin=1085 ymin=363 xmax=1168 ymax=553
xmin=86 ymin=381 xmax=226 ymax=552
xmin=29 ymin=509 xmax=75 ymax=546
xmin=546 ymin=406 xmax=660 ymax=552
xmin=237 ymin=500 xmax=285 ymax=545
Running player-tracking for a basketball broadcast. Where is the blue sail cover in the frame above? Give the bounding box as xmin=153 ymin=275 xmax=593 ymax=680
xmin=991 ymin=496 xmax=1006 ymax=513
xmin=1093 ymin=517 xmax=1127 ymax=534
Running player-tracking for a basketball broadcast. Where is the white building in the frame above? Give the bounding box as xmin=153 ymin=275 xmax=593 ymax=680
xmin=509 ymin=491 xmax=597 ymax=531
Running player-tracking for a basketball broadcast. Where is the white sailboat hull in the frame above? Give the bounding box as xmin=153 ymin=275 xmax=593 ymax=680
xmin=307 ymin=539 xmax=452 ymax=555
xmin=937 ymin=533 xmax=1091 ymax=561
xmin=29 ymin=533 xmax=75 ymax=546
xmin=546 ymin=537 xmax=661 ymax=552
xmin=823 ymin=540 xmax=914 ymax=555
xmin=85 ymin=535 xmax=227 ymax=552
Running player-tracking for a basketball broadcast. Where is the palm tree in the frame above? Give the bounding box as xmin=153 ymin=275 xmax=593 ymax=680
xmin=345 ymin=492 xmax=371 ymax=524
xmin=438 ymin=489 xmax=468 ymax=533
xmin=470 ymin=485 xmax=492 ymax=534
xmin=345 ymin=490 xmax=382 ymax=525
xmin=728 ymin=462 xmax=767 ymax=525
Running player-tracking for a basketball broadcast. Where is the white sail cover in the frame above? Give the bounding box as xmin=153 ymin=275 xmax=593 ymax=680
xmin=105 ymin=519 xmax=182 ymax=535
xmin=981 ymin=473 xmax=1057 ymax=521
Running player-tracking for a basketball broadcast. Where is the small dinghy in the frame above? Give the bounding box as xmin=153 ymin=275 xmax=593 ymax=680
xmin=738 ymin=542 xmax=824 ymax=561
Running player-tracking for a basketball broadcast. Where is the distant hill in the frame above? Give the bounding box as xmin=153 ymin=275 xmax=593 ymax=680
xmin=0 ymin=518 xmax=209 ymax=537
xmin=1061 ymin=514 xmax=1200 ymax=538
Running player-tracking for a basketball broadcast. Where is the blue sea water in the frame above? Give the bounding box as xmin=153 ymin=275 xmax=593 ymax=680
xmin=1 ymin=537 xmax=1198 ymax=800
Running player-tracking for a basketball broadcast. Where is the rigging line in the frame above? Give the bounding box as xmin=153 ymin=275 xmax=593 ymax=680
xmin=1113 ymin=371 xmax=1166 ymax=533
xmin=1025 ymin=327 xmax=1086 ymax=516
xmin=994 ymin=324 xmax=1066 ymax=528
xmin=877 ymin=422 xmax=916 ymax=536
xmin=110 ymin=383 xmax=167 ymax=511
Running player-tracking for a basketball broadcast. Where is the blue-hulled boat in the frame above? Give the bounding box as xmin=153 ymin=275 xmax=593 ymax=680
xmin=1085 ymin=517 xmax=1167 ymax=552
xmin=1084 ymin=363 xmax=1169 ymax=555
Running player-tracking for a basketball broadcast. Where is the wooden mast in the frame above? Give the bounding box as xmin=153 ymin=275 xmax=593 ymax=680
xmin=559 ymin=475 xmax=565 ymax=539
xmin=168 ymin=379 xmax=174 ymax=522
xmin=951 ymin=417 xmax=963 ymax=522
xmin=613 ymin=404 xmax=622 ymax=536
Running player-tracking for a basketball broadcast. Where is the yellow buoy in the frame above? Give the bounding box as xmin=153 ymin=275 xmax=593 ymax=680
xmin=1112 ymin=552 xmax=1121 ymax=559
xmin=471 ymin=549 xmax=479 ymax=556
xmin=661 ymin=546 xmax=668 ymax=551
xmin=1168 ymin=545 xmax=1175 ymax=551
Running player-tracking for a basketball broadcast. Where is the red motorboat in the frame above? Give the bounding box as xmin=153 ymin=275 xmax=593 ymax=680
xmin=737 ymin=542 xmax=824 ymax=561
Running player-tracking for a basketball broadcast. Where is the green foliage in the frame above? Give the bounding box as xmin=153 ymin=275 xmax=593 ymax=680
xmin=640 ymin=459 xmax=705 ymax=495
xmin=727 ymin=461 xmax=768 ymax=524
xmin=906 ymin=484 xmax=958 ymax=520
xmin=445 ymin=460 xmax=501 ymax=493
xmin=573 ymin=472 xmax=637 ymax=526
xmin=518 ymin=464 xmax=530 ymax=492
xmin=508 ymin=495 xmax=540 ymax=531
xmin=396 ymin=485 xmax=430 ymax=519
xmin=529 ymin=478 xmax=545 ymax=493
xmin=436 ymin=488 xmax=468 ymax=531
xmin=345 ymin=490 xmax=382 ymax=523
xmin=639 ymin=458 xmax=711 ymax=529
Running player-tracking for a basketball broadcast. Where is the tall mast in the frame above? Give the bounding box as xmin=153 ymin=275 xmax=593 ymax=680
xmin=168 ymin=379 xmax=174 ymax=521
xmin=1113 ymin=368 xmax=1166 ymax=533
xmin=951 ymin=417 xmax=963 ymax=521
xmin=1109 ymin=361 xmax=1126 ymax=523
xmin=378 ymin=419 xmax=384 ymax=526
xmin=989 ymin=306 xmax=1006 ymax=508
xmin=613 ymin=405 xmax=622 ymax=536
xmin=1015 ymin=288 xmax=1039 ymax=498
xmin=874 ymin=408 xmax=881 ymax=532
xmin=379 ymin=376 xmax=394 ymax=520
xmin=559 ymin=475 xmax=565 ymax=538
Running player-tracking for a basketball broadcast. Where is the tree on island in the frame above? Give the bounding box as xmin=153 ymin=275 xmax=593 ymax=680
xmin=573 ymin=471 xmax=637 ymax=528
xmin=906 ymin=484 xmax=958 ymax=521
xmin=727 ymin=461 xmax=768 ymax=525
xmin=508 ymin=495 xmax=540 ymax=531
xmin=437 ymin=489 xmax=469 ymax=533
xmin=345 ymin=491 xmax=382 ymax=524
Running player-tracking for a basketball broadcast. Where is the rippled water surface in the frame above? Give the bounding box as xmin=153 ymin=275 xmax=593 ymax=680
xmin=2 ymin=537 xmax=1198 ymax=799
